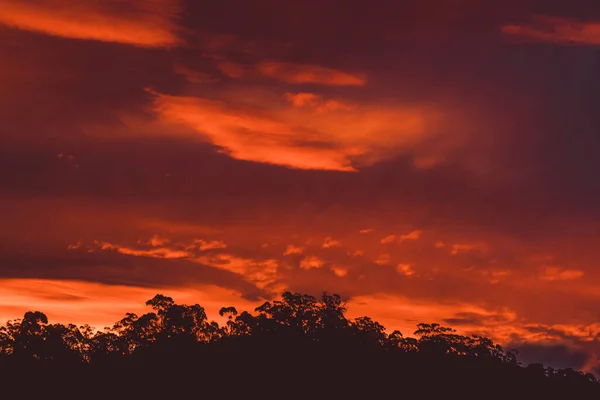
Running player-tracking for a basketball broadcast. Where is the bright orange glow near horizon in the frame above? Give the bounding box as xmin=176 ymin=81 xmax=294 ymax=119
xmin=1 ymin=0 xmax=600 ymax=376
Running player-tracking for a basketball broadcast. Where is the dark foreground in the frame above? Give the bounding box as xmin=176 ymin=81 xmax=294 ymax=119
xmin=1 ymin=292 xmax=598 ymax=399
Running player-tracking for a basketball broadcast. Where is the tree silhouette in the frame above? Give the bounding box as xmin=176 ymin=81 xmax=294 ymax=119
xmin=0 ymin=291 xmax=597 ymax=399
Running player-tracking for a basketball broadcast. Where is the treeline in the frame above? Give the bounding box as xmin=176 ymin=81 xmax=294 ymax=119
xmin=0 ymin=291 xmax=598 ymax=399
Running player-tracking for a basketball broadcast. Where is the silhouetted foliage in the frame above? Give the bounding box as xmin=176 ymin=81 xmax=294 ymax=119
xmin=0 ymin=291 xmax=597 ymax=399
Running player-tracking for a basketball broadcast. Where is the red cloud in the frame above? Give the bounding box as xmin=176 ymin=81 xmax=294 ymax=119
xmin=502 ymin=15 xmax=600 ymax=46
xmin=0 ymin=0 xmax=182 ymax=47
xmin=398 ymin=230 xmax=422 ymax=244
xmin=150 ymin=91 xmax=359 ymax=171
xmin=258 ymin=61 xmax=366 ymax=86
xmin=284 ymin=92 xmax=355 ymax=113
xmin=540 ymin=267 xmax=584 ymax=281
xmin=149 ymin=89 xmax=438 ymax=171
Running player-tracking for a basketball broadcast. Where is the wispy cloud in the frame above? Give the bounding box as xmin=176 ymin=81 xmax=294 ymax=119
xmin=540 ymin=266 xmax=584 ymax=281
xmin=96 ymin=240 xmax=190 ymax=259
xmin=322 ymin=237 xmax=342 ymax=248
xmin=300 ymin=255 xmax=325 ymax=270
xmin=331 ymin=265 xmax=348 ymax=277
xmin=397 ymin=263 xmax=416 ymax=277
xmin=258 ymin=61 xmax=366 ymax=86
xmin=284 ymin=92 xmax=355 ymax=113
xmin=195 ymin=253 xmax=281 ymax=291
xmin=194 ymin=239 xmax=227 ymax=251
xmin=380 ymin=234 xmax=396 ymax=244
xmin=502 ymin=15 xmax=600 ymax=46
xmin=0 ymin=0 xmax=182 ymax=47
xmin=398 ymin=230 xmax=422 ymax=244
xmin=375 ymin=254 xmax=391 ymax=265
xmin=283 ymin=245 xmax=303 ymax=256
xmin=451 ymin=243 xmax=488 ymax=256
xmin=150 ymin=90 xmax=437 ymax=171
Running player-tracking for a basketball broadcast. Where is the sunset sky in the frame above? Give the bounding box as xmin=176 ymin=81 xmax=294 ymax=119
xmin=1 ymin=0 xmax=600 ymax=373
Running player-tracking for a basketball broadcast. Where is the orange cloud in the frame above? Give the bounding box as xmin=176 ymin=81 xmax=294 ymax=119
xmin=322 ymin=237 xmax=342 ymax=248
xmin=349 ymin=250 xmax=365 ymax=256
xmin=147 ymin=234 xmax=169 ymax=247
xmin=380 ymin=230 xmax=421 ymax=245
xmin=375 ymin=254 xmax=391 ymax=265
xmin=150 ymin=89 xmax=439 ymax=171
xmin=540 ymin=266 xmax=584 ymax=281
xmin=398 ymin=230 xmax=422 ymax=243
xmin=149 ymin=91 xmax=359 ymax=171
xmin=194 ymin=239 xmax=227 ymax=251
xmin=331 ymin=265 xmax=348 ymax=278
xmin=484 ymin=270 xmax=511 ymax=284
xmin=347 ymin=293 xmax=519 ymax=341
xmin=300 ymin=255 xmax=325 ymax=270
xmin=397 ymin=263 xmax=416 ymax=277
xmin=502 ymin=15 xmax=600 ymax=46
xmin=380 ymin=234 xmax=396 ymax=244
xmin=0 ymin=0 xmax=182 ymax=47
xmin=284 ymin=92 xmax=355 ymax=113
xmin=95 ymin=240 xmax=190 ymax=259
xmin=195 ymin=253 xmax=281 ymax=291
xmin=257 ymin=61 xmax=366 ymax=86
xmin=81 ymin=237 xmax=279 ymax=293
xmin=284 ymin=92 xmax=321 ymax=108
xmin=451 ymin=243 xmax=488 ymax=255
xmin=93 ymin=237 xmax=225 ymax=258
xmin=283 ymin=245 xmax=303 ymax=255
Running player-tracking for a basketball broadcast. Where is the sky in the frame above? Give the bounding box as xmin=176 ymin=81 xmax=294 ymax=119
xmin=1 ymin=0 xmax=600 ymax=373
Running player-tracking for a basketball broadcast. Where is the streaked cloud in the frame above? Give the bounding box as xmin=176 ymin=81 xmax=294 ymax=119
xmin=380 ymin=230 xmax=421 ymax=245
xmin=330 ymin=265 xmax=348 ymax=278
xmin=322 ymin=237 xmax=342 ymax=248
xmin=150 ymin=90 xmax=439 ymax=171
xmin=375 ymin=254 xmax=391 ymax=265
xmin=299 ymin=255 xmax=325 ymax=270
xmin=397 ymin=263 xmax=416 ymax=277
xmin=194 ymin=239 xmax=227 ymax=251
xmin=451 ymin=243 xmax=488 ymax=256
xmin=196 ymin=253 xmax=281 ymax=292
xmin=380 ymin=234 xmax=396 ymax=244
xmin=540 ymin=267 xmax=584 ymax=281
xmin=0 ymin=0 xmax=182 ymax=47
xmin=284 ymin=92 xmax=320 ymax=108
xmin=347 ymin=293 xmax=520 ymax=342
xmin=398 ymin=230 xmax=422 ymax=244
xmin=283 ymin=244 xmax=303 ymax=255
xmin=257 ymin=61 xmax=366 ymax=86
xmin=284 ymin=92 xmax=355 ymax=113
xmin=502 ymin=15 xmax=600 ymax=46
xmin=146 ymin=234 xmax=169 ymax=247
xmin=149 ymin=92 xmax=358 ymax=171
xmin=95 ymin=240 xmax=190 ymax=259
